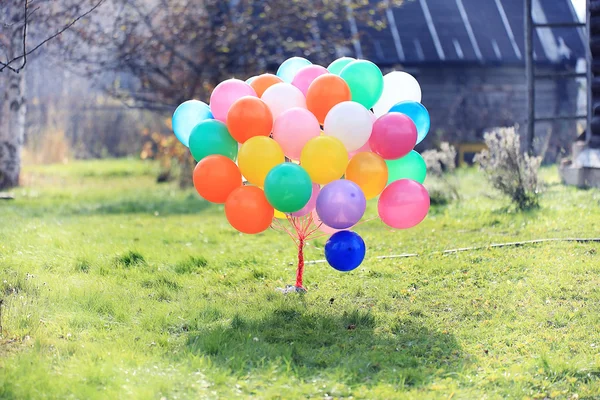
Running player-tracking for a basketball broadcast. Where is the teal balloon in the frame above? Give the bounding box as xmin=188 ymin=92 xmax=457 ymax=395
xmin=389 ymin=101 xmax=430 ymax=144
xmin=277 ymin=57 xmax=312 ymax=83
xmin=188 ymin=120 xmax=238 ymax=162
xmin=246 ymin=76 xmax=257 ymax=84
xmin=172 ymin=100 xmax=212 ymax=147
xmin=339 ymin=60 xmax=384 ymax=109
xmin=264 ymin=163 xmax=312 ymax=213
xmin=386 ymin=151 xmax=426 ymax=184
xmin=327 ymin=57 xmax=355 ymax=75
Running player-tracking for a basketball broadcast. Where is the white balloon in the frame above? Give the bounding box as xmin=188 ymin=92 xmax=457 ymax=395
xmin=261 ymin=83 xmax=307 ymax=120
xmin=323 ymin=101 xmax=373 ymax=152
xmin=372 ymin=71 xmax=422 ymax=117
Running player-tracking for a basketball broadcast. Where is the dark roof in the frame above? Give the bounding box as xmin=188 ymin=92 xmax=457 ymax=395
xmin=354 ymin=0 xmax=586 ymax=66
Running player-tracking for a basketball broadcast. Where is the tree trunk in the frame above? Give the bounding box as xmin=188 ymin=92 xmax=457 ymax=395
xmin=0 ymin=19 xmax=27 ymax=190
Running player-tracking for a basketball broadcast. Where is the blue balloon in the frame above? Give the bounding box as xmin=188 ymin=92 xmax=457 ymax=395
xmin=276 ymin=57 xmax=312 ymax=83
xmin=172 ymin=100 xmax=212 ymax=147
xmin=388 ymin=101 xmax=430 ymax=145
xmin=324 ymin=231 xmax=366 ymax=272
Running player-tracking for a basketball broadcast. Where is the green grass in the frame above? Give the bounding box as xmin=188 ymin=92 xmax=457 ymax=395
xmin=1 ymin=159 xmax=599 ymax=399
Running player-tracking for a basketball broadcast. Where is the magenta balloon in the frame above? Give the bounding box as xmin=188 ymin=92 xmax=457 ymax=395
xmin=316 ymin=180 xmax=366 ymax=229
xmin=378 ymin=179 xmax=430 ymax=229
xmin=209 ymin=79 xmax=257 ymax=122
xmin=369 ymin=112 xmax=417 ymax=160
xmin=272 ymin=107 xmax=321 ymax=160
xmin=311 ymin=210 xmax=342 ymax=234
xmin=291 ymin=184 xmax=320 ymax=217
xmin=292 ymin=65 xmax=328 ymax=96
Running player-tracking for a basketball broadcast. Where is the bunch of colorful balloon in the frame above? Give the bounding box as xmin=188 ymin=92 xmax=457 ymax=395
xmin=171 ymin=56 xmax=430 ymax=290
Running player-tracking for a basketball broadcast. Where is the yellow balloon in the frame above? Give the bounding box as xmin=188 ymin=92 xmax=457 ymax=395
xmin=300 ymin=136 xmax=348 ymax=184
xmin=273 ymin=209 xmax=287 ymax=219
xmin=238 ymin=137 xmax=284 ymax=187
xmin=346 ymin=152 xmax=388 ymax=199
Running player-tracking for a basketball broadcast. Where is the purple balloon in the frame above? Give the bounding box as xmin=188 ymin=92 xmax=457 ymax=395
xmin=316 ymin=180 xmax=366 ymax=229
xmin=291 ymin=184 xmax=320 ymax=217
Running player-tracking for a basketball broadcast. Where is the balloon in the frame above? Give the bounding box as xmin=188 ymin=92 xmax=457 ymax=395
xmin=327 ymin=57 xmax=355 ymax=75
xmin=246 ymin=76 xmax=257 ymax=84
xmin=373 ymin=71 xmax=422 ymax=117
xmin=172 ymin=100 xmax=212 ymax=147
xmin=323 ymin=101 xmax=373 ymax=151
xmin=300 ymin=136 xmax=348 ymax=184
xmin=378 ymin=179 xmax=430 ymax=229
xmin=306 ymin=74 xmax=351 ymax=124
xmin=226 ymin=96 xmax=273 ymax=143
xmin=311 ymin=209 xmax=342 ymax=234
xmin=264 ymin=163 xmax=312 ymax=213
xmin=193 ymin=155 xmax=242 ymax=203
xmin=339 ymin=60 xmax=384 ymax=109
xmin=386 ymin=150 xmax=426 ymax=184
xmin=291 ymin=65 xmax=328 ymax=96
xmin=369 ymin=113 xmax=417 ymax=160
xmin=346 ymin=152 xmax=388 ymax=199
xmin=348 ymin=140 xmax=371 ymax=159
xmin=272 ymin=107 xmax=321 ymax=160
xmin=209 ymin=79 xmax=257 ymax=122
xmin=389 ymin=101 xmax=430 ymax=144
xmin=316 ymin=180 xmax=366 ymax=229
xmin=261 ymin=83 xmax=307 ymax=120
xmin=238 ymin=136 xmax=284 ymax=187
xmin=250 ymin=74 xmax=283 ymax=97
xmin=291 ymin=183 xmax=320 ymax=217
xmin=324 ymin=231 xmax=366 ymax=272
xmin=225 ymin=186 xmax=274 ymax=234
xmin=277 ymin=57 xmax=312 ymax=83
xmin=189 ymin=120 xmax=238 ymax=162
xmin=274 ymin=209 xmax=287 ymax=219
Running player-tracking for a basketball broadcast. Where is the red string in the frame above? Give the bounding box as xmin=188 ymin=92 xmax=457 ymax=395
xmin=295 ymin=237 xmax=305 ymax=289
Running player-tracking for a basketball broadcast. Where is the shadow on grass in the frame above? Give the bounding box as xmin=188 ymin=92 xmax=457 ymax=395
xmin=184 ymin=306 xmax=462 ymax=388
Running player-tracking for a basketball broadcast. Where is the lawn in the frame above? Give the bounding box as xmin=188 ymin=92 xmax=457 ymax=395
xmin=1 ymin=159 xmax=599 ymax=399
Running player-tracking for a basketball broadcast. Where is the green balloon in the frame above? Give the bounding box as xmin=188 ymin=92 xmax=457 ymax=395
xmin=386 ymin=151 xmax=427 ymax=184
xmin=339 ymin=60 xmax=384 ymax=109
xmin=188 ymin=120 xmax=238 ymax=162
xmin=264 ymin=163 xmax=312 ymax=213
xmin=327 ymin=57 xmax=355 ymax=75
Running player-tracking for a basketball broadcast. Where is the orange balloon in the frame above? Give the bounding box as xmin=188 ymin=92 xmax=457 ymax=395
xmin=193 ymin=155 xmax=242 ymax=203
xmin=306 ymin=74 xmax=351 ymax=124
xmin=225 ymin=186 xmax=274 ymax=234
xmin=226 ymin=96 xmax=273 ymax=143
xmin=346 ymin=152 xmax=388 ymax=200
xmin=250 ymin=74 xmax=284 ymax=97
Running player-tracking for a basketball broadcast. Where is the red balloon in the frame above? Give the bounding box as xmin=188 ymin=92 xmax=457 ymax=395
xmin=378 ymin=179 xmax=429 ymax=229
xmin=193 ymin=155 xmax=242 ymax=203
xmin=369 ymin=112 xmax=417 ymax=160
xmin=225 ymin=186 xmax=274 ymax=234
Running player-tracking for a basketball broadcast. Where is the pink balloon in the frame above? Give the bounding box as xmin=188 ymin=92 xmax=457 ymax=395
xmin=272 ymin=108 xmax=321 ymax=160
xmin=348 ymin=141 xmax=372 ymax=159
xmin=209 ymin=79 xmax=257 ymax=122
xmin=291 ymin=65 xmax=328 ymax=96
xmin=261 ymin=83 xmax=307 ymax=120
xmin=291 ymin=184 xmax=320 ymax=217
xmin=369 ymin=112 xmax=417 ymax=160
xmin=311 ymin=209 xmax=342 ymax=235
xmin=378 ymin=179 xmax=430 ymax=229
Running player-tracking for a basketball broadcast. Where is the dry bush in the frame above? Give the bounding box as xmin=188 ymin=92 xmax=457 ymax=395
xmin=22 ymin=129 xmax=71 ymax=165
xmin=474 ymin=126 xmax=542 ymax=210
xmin=422 ymin=142 xmax=459 ymax=205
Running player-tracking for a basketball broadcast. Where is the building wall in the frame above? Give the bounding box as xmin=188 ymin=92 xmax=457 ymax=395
xmin=405 ymin=65 xmax=582 ymax=161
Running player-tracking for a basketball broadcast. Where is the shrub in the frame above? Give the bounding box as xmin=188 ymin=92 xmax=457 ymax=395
xmin=474 ymin=126 xmax=542 ymax=210
xmin=422 ymin=142 xmax=459 ymax=204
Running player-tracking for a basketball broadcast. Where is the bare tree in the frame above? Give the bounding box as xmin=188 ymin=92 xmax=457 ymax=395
xmin=0 ymin=0 xmax=104 ymax=190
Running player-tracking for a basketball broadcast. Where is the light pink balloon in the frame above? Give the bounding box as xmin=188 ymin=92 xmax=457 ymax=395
xmin=348 ymin=141 xmax=372 ymax=159
xmin=378 ymin=179 xmax=430 ymax=229
xmin=272 ymin=108 xmax=321 ymax=160
xmin=369 ymin=112 xmax=417 ymax=160
xmin=291 ymin=184 xmax=320 ymax=217
xmin=291 ymin=65 xmax=328 ymax=96
xmin=209 ymin=79 xmax=257 ymax=122
xmin=261 ymin=83 xmax=307 ymax=120
xmin=311 ymin=209 xmax=342 ymax=235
